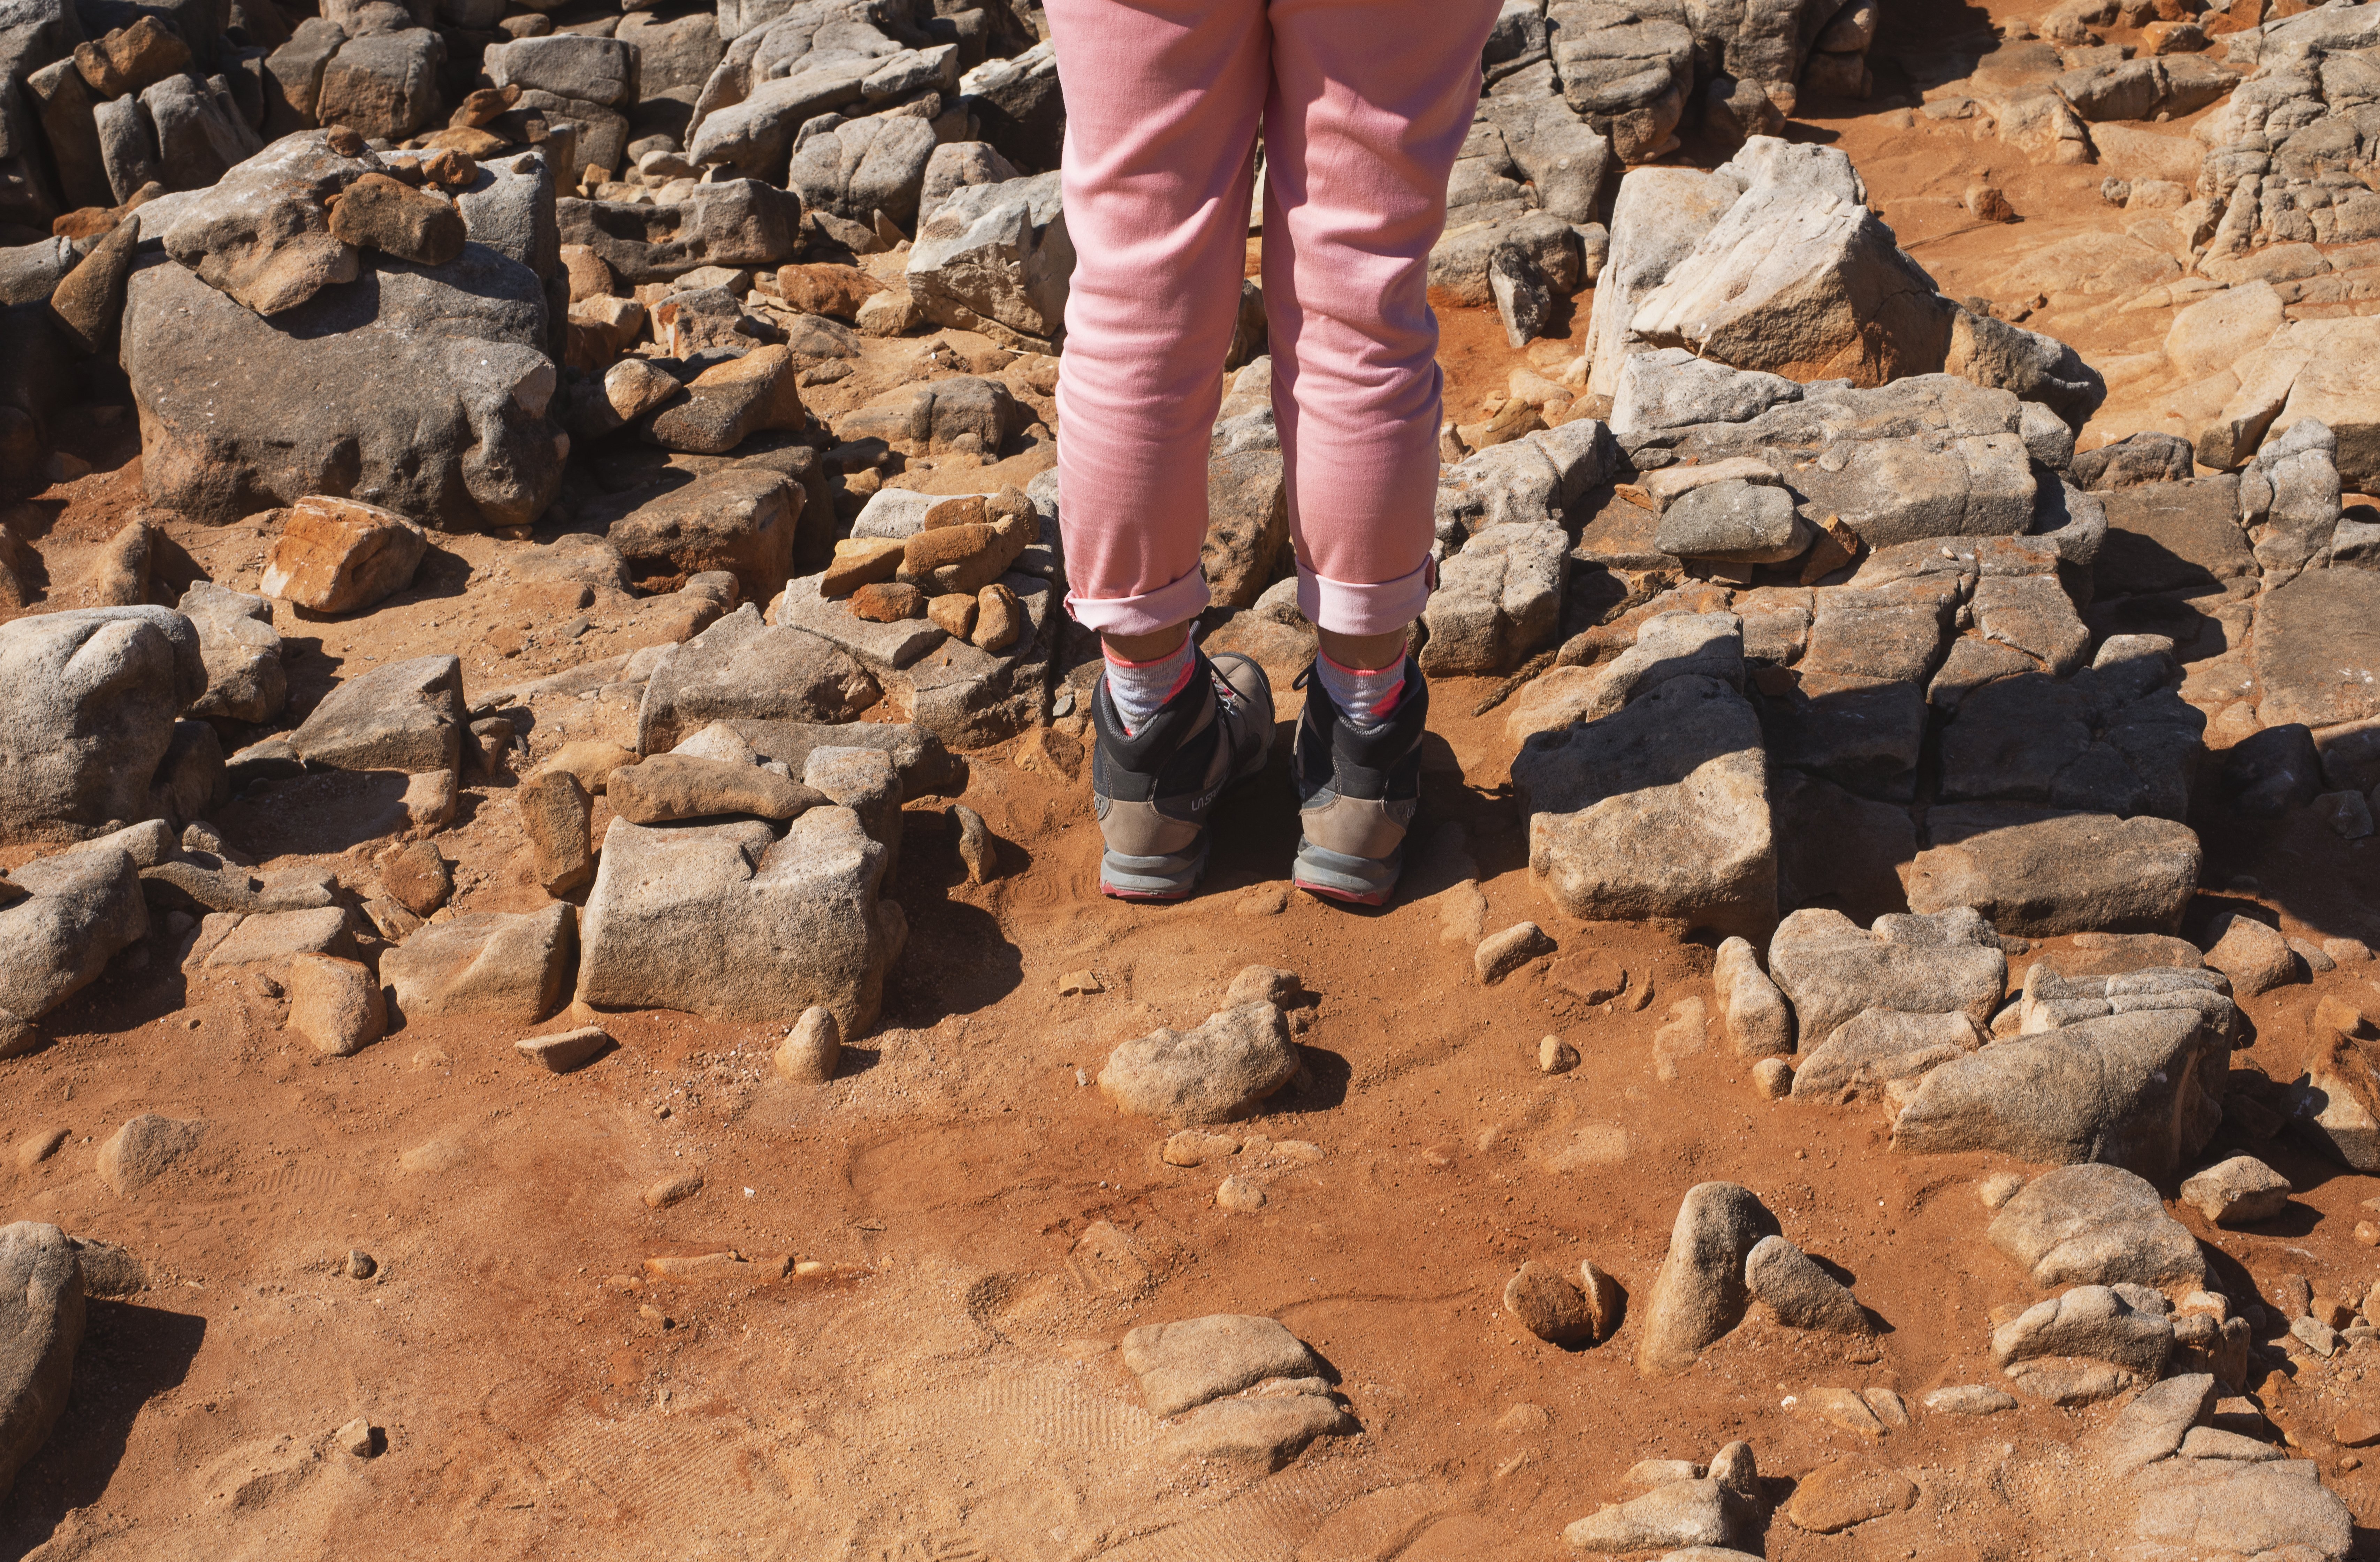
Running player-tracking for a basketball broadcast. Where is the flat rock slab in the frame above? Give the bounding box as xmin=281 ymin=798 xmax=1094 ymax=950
xmin=382 ymin=904 xmax=575 ymax=1026
xmin=1515 ymin=674 xmax=1775 ymax=941
xmin=1891 ymin=1008 xmax=2224 ymax=1180
xmin=1098 ymin=1003 xmax=1298 ymax=1127
xmin=2128 ymin=1451 xmax=2352 ymax=1559
xmin=1121 ymin=1315 xmax=1320 ymax=1418
xmin=1767 ymin=906 xmax=2007 ymax=1051
xmin=1989 ymin=1163 xmax=2206 ymax=1291
xmin=1786 ymin=1460 xmax=1920 ymax=1533
xmin=288 ymin=655 xmax=464 ymax=775
xmin=0 ymin=1222 xmax=85 ymax=1502
xmin=2252 ymin=567 xmax=2380 ymax=730
xmin=2179 ymin=1155 xmax=2291 ymax=1227
xmin=516 ymin=1025 xmax=610 ymax=1073
xmin=1150 ymin=1392 xmax=1355 ymax=1470
xmin=1904 ymin=805 xmax=2201 ymax=936
xmin=635 ymin=605 xmax=882 ymax=755
xmin=97 ymin=1114 xmax=206 ymax=1197
xmin=1564 ymin=1477 xmax=1752 ymax=1554
xmin=1791 ymin=1008 xmax=1982 ymax=1101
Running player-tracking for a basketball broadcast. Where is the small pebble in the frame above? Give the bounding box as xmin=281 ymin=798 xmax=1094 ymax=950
xmin=344 ymin=1249 xmax=377 ymax=1280
xmin=1216 ymin=1175 xmax=1266 ymax=1212
xmin=1751 ymin=1057 xmax=1792 ymax=1099
xmin=644 ymin=1171 xmax=704 ymax=1210
xmin=337 ymin=1417 xmax=376 ymax=1458
xmin=1057 ymin=968 xmax=1103 ymax=996
xmin=1538 ymin=1035 xmax=1579 ymax=1075
xmin=1979 ymin=1172 xmax=2024 ymax=1209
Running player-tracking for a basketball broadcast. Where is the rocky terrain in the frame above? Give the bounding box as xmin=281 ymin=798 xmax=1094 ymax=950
xmin=3 ymin=0 xmax=2380 ymax=1555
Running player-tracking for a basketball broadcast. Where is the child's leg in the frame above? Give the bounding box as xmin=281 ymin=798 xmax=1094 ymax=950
xmin=1044 ymin=0 xmax=1271 ymax=639
xmin=1260 ymin=0 xmax=1502 ymax=637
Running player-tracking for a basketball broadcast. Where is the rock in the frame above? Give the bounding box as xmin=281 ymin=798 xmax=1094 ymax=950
xmin=1903 ymin=807 xmax=2202 ymax=937
xmin=773 ymin=1006 xmax=839 ymax=1083
xmin=904 ymin=171 xmax=1070 ymax=351
xmin=1223 ymin=966 xmax=1300 ymax=1011
xmin=596 ymin=468 xmax=799 ymax=605
xmin=1767 ymin=907 xmax=2006 ymax=1051
xmin=483 ymin=34 xmax=635 ymax=105
xmin=1151 ymin=1390 xmax=1355 ymax=1469
xmin=2129 ymin=1455 xmax=2353 ymax=1560
xmin=1477 ymin=921 xmax=1556 ymax=984
xmin=1506 ymin=1260 xmax=1600 ymax=1346
xmin=0 ymin=607 xmax=208 ymax=844
xmin=0 ymin=847 xmax=146 ymax=1021
xmin=1419 ymin=519 xmax=1566 ymax=675
xmin=574 ymin=811 xmax=903 ymax=1035
xmin=2090 ymin=1372 xmax=2216 ymax=1476
xmin=1516 ymin=676 xmax=1775 ymax=940
xmin=557 ymin=180 xmax=800 ymax=285
xmin=372 ymin=841 xmax=448 ymax=918
xmin=322 ymin=172 xmax=463 ymax=266
xmin=1798 ymin=1009 xmax=1981 ymax=1104
xmin=97 ymin=1113 xmax=206 ymax=1197
xmin=1541 ymin=1034 xmax=1580 ymax=1075
xmin=1786 ymin=1460 xmax=1919 ymax=1533
xmin=1710 ymin=936 xmax=1790 ymax=1058
xmin=1654 ymin=478 xmax=1809 ymax=563
xmin=644 ymin=344 xmax=809 ymax=456
xmin=1214 ymin=1174 xmax=1266 ymax=1212
xmin=1925 ymin=1385 xmax=2016 ymax=1416
xmin=287 ymin=655 xmax=462 ymax=774
xmin=2251 ymin=570 xmax=2380 ymax=732
xmin=950 ymin=802 xmax=992 ymax=883
xmin=644 ymin=1171 xmax=702 ymax=1210
xmin=122 ymin=222 xmax=562 ymax=531
xmin=607 ymin=754 xmax=823 ymax=824
xmin=286 ymin=953 xmax=383 ymax=1057
xmin=1099 ymin=1003 xmax=1299 ymax=1128
xmin=514 ymin=769 xmax=592 ymax=896
xmin=1636 ymin=1182 xmax=1780 ymax=1375
xmin=1563 ymin=1466 xmax=1757 ymax=1554
xmin=381 ymin=904 xmax=574 ymax=1024
xmin=2202 ymin=913 xmax=2295 ymax=997
xmin=1744 ymin=1235 xmax=1868 ymax=1333
xmin=515 ymin=1024 xmax=608 ymax=1073
xmin=788 ymin=103 xmax=942 ymax=229
xmin=189 ymin=907 xmax=357 ymax=976
xmin=1892 ymin=1008 xmax=2225 ymax=1180
xmin=1627 ymin=141 xmax=1949 ymax=386
xmin=1990 ymin=1163 xmax=2205 ymax=1291
xmin=633 ymin=606 xmax=879 ymax=753
xmin=2179 ymin=1156 xmax=2291 ymax=1227
xmin=0 ymin=1222 xmax=83 ymax=1502
xmin=175 ymin=582 xmax=285 ymax=724
xmin=1122 ymin=1315 xmax=1320 ymax=1418
xmin=1994 ymin=1283 xmax=2172 ymax=1382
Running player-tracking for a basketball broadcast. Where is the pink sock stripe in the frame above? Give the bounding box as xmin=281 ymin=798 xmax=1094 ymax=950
xmin=1317 ymin=638 xmax=1411 ymax=679
xmin=1104 ymin=645 xmax=1190 ymax=669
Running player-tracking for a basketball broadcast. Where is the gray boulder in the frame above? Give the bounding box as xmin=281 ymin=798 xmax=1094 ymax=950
xmin=1548 ymin=0 xmax=1692 ymax=162
xmin=573 ymin=810 xmax=906 ymax=1035
xmin=1434 ymin=417 xmax=1612 ymax=546
xmin=1419 ymin=519 xmax=1567 ymax=675
xmin=177 ymin=582 xmax=285 ymax=723
xmin=634 ymin=605 xmax=881 ymax=754
xmin=1903 ymin=806 xmax=2202 ymax=936
xmin=1653 ymin=478 xmax=1809 ymax=564
xmin=2177 ymin=1156 xmax=2291 ymax=1228
xmin=1121 ymin=1314 xmax=1320 ymax=1417
xmin=1744 ymin=1234 xmax=1868 ymax=1333
xmin=2128 ymin=1454 xmax=2353 ymax=1561
xmin=1152 ymin=1392 xmax=1356 ymax=1471
xmin=143 ymin=71 xmax=263 ymax=191
xmin=1098 ymin=1002 xmax=1299 ymax=1127
xmin=789 ymin=101 xmax=942 ymax=228
xmin=0 ymin=1222 xmax=84 ymax=1503
xmin=0 ymin=607 xmax=207 ymax=844
xmin=482 ymin=35 xmax=637 ymax=106
xmin=1584 ymin=167 xmax=1746 ymax=401
xmin=1635 ymin=1181 xmax=1780 ymax=1375
xmin=147 ymin=130 xmax=369 ymax=317
xmin=380 ymin=904 xmax=575 ymax=1025
xmin=557 ymin=180 xmax=802 ymax=283
xmin=1890 ymin=1009 xmax=2227 ymax=1179
xmin=1988 ymin=1163 xmax=2207 ymax=1291
xmin=1765 ymin=906 xmax=2007 ymax=1051
xmin=0 ymin=846 xmax=147 ymax=1022
xmin=1992 ymin=1284 xmax=2172 ymax=1399
xmin=918 ymin=138 xmax=1020 ymax=222
xmin=1515 ymin=675 xmax=1775 ymax=940
xmin=1790 ymin=1009 xmax=1982 ymax=1102
xmin=121 ymin=241 xmax=561 ymax=531
xmin=904 ymin=171 xmax=1071 ymax=351
xmin=314 ymin=29 xmax=443 ymax=142
xmin=287 ymin=655 xmax=463 ymax=774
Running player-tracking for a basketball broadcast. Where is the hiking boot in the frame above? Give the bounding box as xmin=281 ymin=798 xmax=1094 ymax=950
xmin=1290 ymin=655 xmax=1427 ymax=905
xmin=1091 ymin=646 xmax=1275 ymax=899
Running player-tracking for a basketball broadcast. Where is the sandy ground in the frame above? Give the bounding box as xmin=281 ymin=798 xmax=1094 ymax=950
xmin=6 ymin=7 xmax=2380 ymax=1558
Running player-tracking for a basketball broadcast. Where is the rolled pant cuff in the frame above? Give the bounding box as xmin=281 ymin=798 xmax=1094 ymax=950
xmin=1065 ymin=565 xmax=1214 ymax=637
xmin=1296 ymin=557 xmax=1435 ymax=637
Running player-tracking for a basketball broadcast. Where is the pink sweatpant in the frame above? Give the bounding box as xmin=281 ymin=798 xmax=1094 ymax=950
xmin=1045 ymin=0 xmax=1501 ymax=638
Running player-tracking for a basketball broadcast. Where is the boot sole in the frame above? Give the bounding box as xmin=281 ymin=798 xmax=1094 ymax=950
xmin=1292 ymin=839 xmax=1401 ymax=907
xmin=1100 ymin=841 xmax=1209 ymax=901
